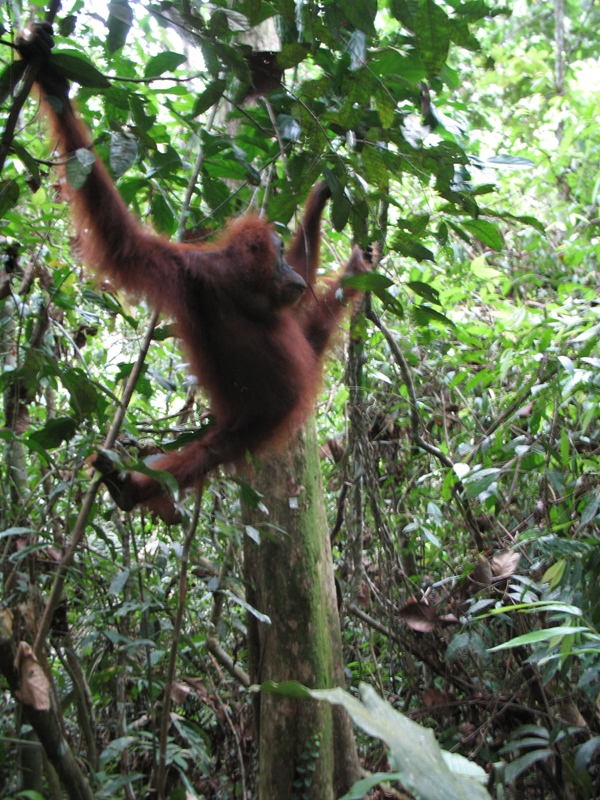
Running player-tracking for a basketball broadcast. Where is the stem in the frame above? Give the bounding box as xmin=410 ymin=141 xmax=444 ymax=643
xmin=34 ymin=310 xmax=159 ymax=656
xmin=0 ymin=1 xmax=62 ymax=174
xmin=152 ymin=494 xmax=202 ymax=799
xmin=366 ymin=307 xmax=484 ymax=550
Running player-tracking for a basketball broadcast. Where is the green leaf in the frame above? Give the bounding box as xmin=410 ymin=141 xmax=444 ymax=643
xmin=0 ymin=179 xmax=20 ymax=219
xmin=258 ymin=680 xmax=313 ymax=699
xmin=575 ymin=737 xmax=600 ymax=774
xmin=461 ymin=219 xmax=503 ymax=250
xmin=276 ymin=44 xmax=309 ymax=70
xmin=66 ymin=149 xmax=95 ymax=190
xmin=504 ymin=750 xmax=553 ymax=784
xmin=0 ymin=60 xmax=26 ymax=106
xmin=412 ymin=305 xmax=454 ymax=328
xmin=486 ymin=154 xmax=535 ymax=168
xmin=109 ymin=569 xmax=131 ymax=595
xmin=389 ymin=0 xmax=414 ymax=28
xmin=221 ymin=589 xmax=271 ymax=623
xmin=50 ymin=51 xmax=111 ymax=88
xmin=414 ymin=0 xmax=451 ymax=77
xmin=470 ymin=255 xmax=502 ymax=279
xmin=109 ymin=132 xmax=138 ymax=177
xmin=259 ymin=682 xmax=491 ymax=800
xmin=340 ymin=772 xmax=407 ymax=800
xmin=407 ymin=281 xmax=441 ymax=305
xmin=99 ymin=736 xmax=136 ymax=766
xmin=489 ymin=627 xmax=591 ymax=651
xmin=374 ymin=84 xmax=396 ymax=129
xmin=129 ymin=93 xmax=155 ymax=133
xmin=339 ymin=0 xmax=377 ymax=36
xmin=58 ymin=15 xmax=78 ymax=37
xmin=449 ymin=19 xmax=480 ymax=51
xmin=106 ymin=0 xmax=134 ymax=53
xmin=542 ymin=560 xmax=567 ymax=588
xmin=151 ymin=193 xmax=176 ymax=235
xmin=0 ymin=527 xmax=38 ymax=538
xmin=579 ymin=491 xmax=599 ymax=529
xmin=485 ymin=601 xmax=582 ymax=617
xmin=28 ymin=417 xmax=78 ymax=450
xmin=394 ymin=240 xmax=435 ymax=262
xmin=153 ymin=323 xmax=177 ymax=341
xmin=331 ymin=193 xmax=351 ymax=232
xmin=362 ymin=146 xmax=389 ymax=191
xmin=344 ymin=273 xmax=393 ymax=292
xmin=144 ymin=52 xmax=187 ymax=78
xmin=61 ymin=367 xmax=100 ymax=420
xmin=462 ymin=468 xmax=499 ymax=497
xmin=192 ymin=78 xmax=227 ymax=117
xmin=10 ymin=143 xmax=41 ymax=187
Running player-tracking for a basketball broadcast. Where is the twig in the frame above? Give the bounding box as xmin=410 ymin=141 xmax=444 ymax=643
xmin=0 ymin=1 xmax=61 ymax=175
xmin=152 ymin=493 xmax=202 ymax=799
xmin=175 ymin=102 xmax=219 ymax=240
xmin=263 ymin=96 xmax=289 ymax=180
xmin=204 ymin=538 xmax=250 ymax=687
xmin=365 ymin=307 xmax=484 ymax=550
xmin=34 ymin=309 xmax=159 ymax=656
xmin=329 ymin=481 xmax=349 ymax=544
xmin=209 ymin=673 xmax=248 ymax=800
xmin=205 ymin=640 xmax=250 ymax=687
xmin=366 ymin=307 xmax=454 ymax=469
xmin=348 ymin=602 xmax=472 ymax=693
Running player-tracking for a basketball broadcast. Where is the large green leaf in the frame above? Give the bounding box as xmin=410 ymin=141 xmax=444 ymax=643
xmin=50 ymin=51 xmax=111 ymax=88
xmin=0 ymin=61 xmax=26 ymax=106
xmin=414 ymin=0 xmax=451 ymax=77
xmin=144 ymin=51 xmax=187 ymax=78
xmin=28 ymin=417 xmax=78 ymax=450
xmin=0 ymin=179 xmax=19 ymax=219
xmin=258 ymin=682 xmax=491 ymax=800
xmin=106 ymin=0 xmax=133 ymax=53
xmin=461 ymin=218 xmax=503 ymax=250
xmin=339 ymin=0 xmax=378 ymax=36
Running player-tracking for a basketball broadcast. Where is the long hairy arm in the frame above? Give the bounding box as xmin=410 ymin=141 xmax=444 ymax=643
xmin=286 ymin=181 xmax=331 ymax=285
xmin=18 ymin=25 xmax=188 ymax=310
xmin=302 ymin=245 xmax=373 ymax=356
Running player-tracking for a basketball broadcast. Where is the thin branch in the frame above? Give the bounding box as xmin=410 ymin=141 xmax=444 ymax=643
xmin=205 ymin=640 xmax=250 ymax=687
xmin=348 ymin=603 xmax=472 ymax=693
xmin=34 ymin=309 xmax=159 ymax=656
xmin=263 ymin=96 xmax=289 ymax=180
xmin=204 ymin=539 xmax=250 ymax=687
xmin=175 ymin=102 xmax=219 ymax=240
xmin=366 ymin=307 xmax=484 ymax=550
xmin=366 ymin=307 xmax=454 ymax=469
xmin=152 ymin=493 xmax=202 ymax=799
xmin=0 ymin=1 xmax=61 ymax=174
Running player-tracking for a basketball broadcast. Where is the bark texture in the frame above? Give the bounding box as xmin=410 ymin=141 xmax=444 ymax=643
xmin=243 ymin=420 xmax=360 ymax=800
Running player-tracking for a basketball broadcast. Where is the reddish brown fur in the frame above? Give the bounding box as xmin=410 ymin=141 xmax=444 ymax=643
xmin=21 ymin=28 xmax=370 ymax=514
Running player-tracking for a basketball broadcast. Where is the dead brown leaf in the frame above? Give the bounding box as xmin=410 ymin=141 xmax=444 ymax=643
xmin=422 ymin=687 xmax=451 ymax=716
xmin=558 ymin=700 xmax=587 ymax=728
xmin=491 ymin=550 xmax=521 ymax=579
xmin=469 ymin=557 xmax=492 ymax=587
xmin=398 ymin=601 xmax=438 ymax=633
xmin=170 ymin=682 xmax=191 ymax=705
xmin=14 ymin=642 xmax=51 ymax=711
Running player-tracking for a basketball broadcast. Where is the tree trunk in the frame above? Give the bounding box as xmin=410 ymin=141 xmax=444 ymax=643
xmin=243 ymin=420 xmax=360 ymax=800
